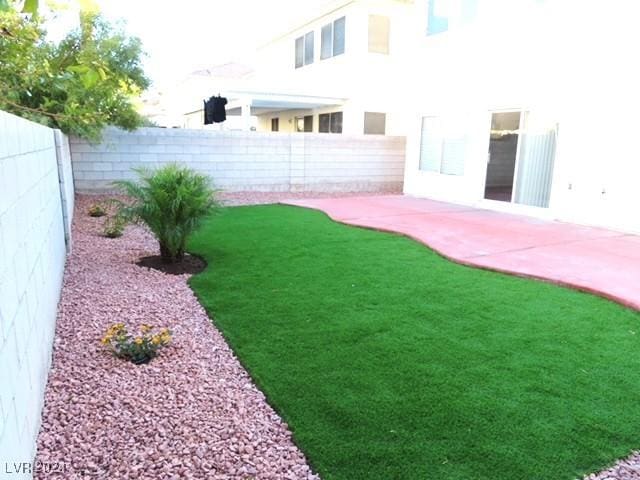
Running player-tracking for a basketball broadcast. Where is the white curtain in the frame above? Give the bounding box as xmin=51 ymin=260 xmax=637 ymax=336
xmin=514 ymin=112 xmax=557 ymax=208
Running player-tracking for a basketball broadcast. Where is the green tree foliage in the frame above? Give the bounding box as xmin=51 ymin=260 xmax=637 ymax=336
xmin=115 ymin=165 xmax=220 ymax=263
xmin=0 ymin=6 xmax=150 ymax=139
xmin=0 ymin=0 xmax=39 ymax=15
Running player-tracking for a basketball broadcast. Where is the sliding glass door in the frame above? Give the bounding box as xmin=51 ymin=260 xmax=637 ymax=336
xmin=484 ymin=110 xmax=557 ymax=208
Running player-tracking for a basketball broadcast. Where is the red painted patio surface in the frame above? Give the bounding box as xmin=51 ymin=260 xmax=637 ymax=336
xmin=282 ymin=195 xmax=640 ymax=311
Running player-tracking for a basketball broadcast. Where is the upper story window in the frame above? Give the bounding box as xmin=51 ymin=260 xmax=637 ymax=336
xmin=427 ymin=0 xmax=479 ymax=36
xmin=320 ymin=16 xmax=346 ymax=60
xmin=295 ymin=31 xmax=314 ymax=68
xmin=368 ymin=15 xmax=390 ymax=54
xmin=460 ymin=0 xmax=479 ymax=23
xmin=427 ymin=0 xmax=449 ymax=35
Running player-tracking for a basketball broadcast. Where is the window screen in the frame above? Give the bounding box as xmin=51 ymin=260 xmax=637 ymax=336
xmin=319 ymin=112 xmax=342 ymax=133
xmin=368 ymin=15 xmax=390 ymax=54
xmin=321 ymin=17 xmax=346 ymax=59
xmin=319 ymin=113 xmax=330 ymax=133
xmin=304 ymin=115 xmax=313 ymax=132
xmin=321 ymin=24 xmax=332 ymax=59
xmin=364 ymin=112 xmax=386 ymax=135
xmin=333 ymin=17 xmax=346 ymax=56
xmin=330 ymin=111 xmax=343 ymax=133
xmin=304 ymin=31 xmax=314 ymax=65
xmin=295 ymin=36 xmax=304 ymax=68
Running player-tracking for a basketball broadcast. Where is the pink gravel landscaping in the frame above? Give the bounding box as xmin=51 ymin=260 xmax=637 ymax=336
xmin=218 ymin=190 xmax=400 ymax=206
xmin=585 ymin=455 xmax=640 ymax=480
xmin=35 ymin=195 xmax=319 ymax=480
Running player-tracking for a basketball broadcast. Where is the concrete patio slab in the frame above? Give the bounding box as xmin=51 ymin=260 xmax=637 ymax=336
xmin=282 ymin=195 xmax=640 ymax=311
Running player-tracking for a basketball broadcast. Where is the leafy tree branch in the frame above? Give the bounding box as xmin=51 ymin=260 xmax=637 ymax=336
xmin=0 ymin=6 xmax=150 ymax=140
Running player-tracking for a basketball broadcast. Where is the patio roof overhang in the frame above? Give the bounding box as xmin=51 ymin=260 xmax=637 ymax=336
xmin=224 ymin=91 xmax=346 ymax=116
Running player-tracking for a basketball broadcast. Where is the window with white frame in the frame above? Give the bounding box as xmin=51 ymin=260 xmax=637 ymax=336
xmin=427 ymin=0 xmax=479 ymax=36
xmin=321 ymin=16 xmax=346 ymax=60
xmin=427 ymin=0 xmax=449 ymax=35
xmin=295 ymin=31 xmax=314 ymax=68
xmin=419 ymin=116 xmax=466 ymax=175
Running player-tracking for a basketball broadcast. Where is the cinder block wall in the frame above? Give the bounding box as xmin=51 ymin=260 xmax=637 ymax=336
xmin=54 ymin=130 xmax=75 ymax=251
xmin=70 ymin=128 xmax=406 ymax=193
xmin=0 ymin=111 xmax=73 ymax=470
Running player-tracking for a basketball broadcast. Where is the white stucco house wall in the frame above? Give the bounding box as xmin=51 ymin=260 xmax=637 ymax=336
xmin=402 ymin=0 xmax=640 ymax=234
xmin=147 ymin=0 xmax=640 ymax=233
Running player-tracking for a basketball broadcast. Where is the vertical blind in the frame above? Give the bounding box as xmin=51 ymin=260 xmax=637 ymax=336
xmin=419 ymin=116 xmax=443 ymax=172
xmin=441 ymin=132 xmax=466 ymax=175
xmin=419 ymin=116 xmax=466 ymax=175
xmin=514 ymin=112 xmax=557 ymax=208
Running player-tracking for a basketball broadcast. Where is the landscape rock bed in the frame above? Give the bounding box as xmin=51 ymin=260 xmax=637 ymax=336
xmin=585 ymin=454 xmax=640 ymax=480
xmin=218 ymin=190 xmax=400 ymax=206
xmin=35 ymin=195 xmax=319 ymax=480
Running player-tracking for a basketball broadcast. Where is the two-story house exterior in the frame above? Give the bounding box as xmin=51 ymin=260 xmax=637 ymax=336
xmin=402 ymin=0 xmax=640 ymax=233
xmin=249 ymin=0 xmax=414 ymax=136
xmin=169 ymin=0 xmax=640 ymax=233
xmin=199 ymin=0 xmax=415 ymax=136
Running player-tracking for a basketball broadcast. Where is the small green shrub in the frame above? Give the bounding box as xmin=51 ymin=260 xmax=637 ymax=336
xmin=101 ymin=323 xmax=172 ymax=365
xmin=114 ymin=165 xmax=219 ymax=263
xmin=103 ymin=215 xmax=126 ymax=238
xmin=88 ymin=203 xmax=106 ymax=217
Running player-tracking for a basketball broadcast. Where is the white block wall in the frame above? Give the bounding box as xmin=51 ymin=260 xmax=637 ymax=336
xmin=299 ymin=134 xmax=406 ymax=191
xmin=0 ymin=111 xmax=73 ymax=474
xmin=54 ymin=130 xmax=74 ymax=252
xmin=70 ymin=128 xmax=406 ymax=193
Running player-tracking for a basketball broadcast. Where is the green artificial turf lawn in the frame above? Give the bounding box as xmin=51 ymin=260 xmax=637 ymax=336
xmin=188 ymin=205 xmax=640 ymax=480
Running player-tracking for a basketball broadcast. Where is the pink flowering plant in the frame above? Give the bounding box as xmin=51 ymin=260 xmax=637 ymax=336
xmin=101 ymin=323 xmax=172 ymax=364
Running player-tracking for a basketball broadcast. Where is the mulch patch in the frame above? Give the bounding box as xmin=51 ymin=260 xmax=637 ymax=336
xmin=136 ymin=254 xmax=207 ymax=275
